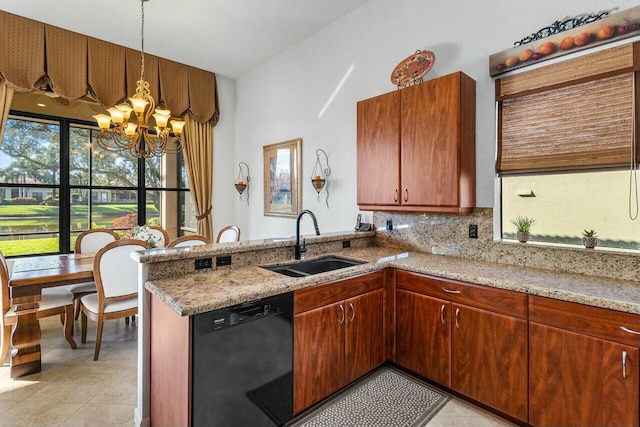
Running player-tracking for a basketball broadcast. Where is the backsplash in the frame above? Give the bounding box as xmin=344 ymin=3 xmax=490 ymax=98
xmin=373 ymin=208 xmax=640 ymax=282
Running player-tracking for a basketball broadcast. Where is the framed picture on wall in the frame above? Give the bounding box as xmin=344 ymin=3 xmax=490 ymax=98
xmin=263 ymin=138 xmax=302 ymax=217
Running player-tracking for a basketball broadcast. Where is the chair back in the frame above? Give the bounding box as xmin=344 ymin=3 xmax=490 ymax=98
xmin=216 ymin=225 xmax=240 ymax=243
xmin=167 ymin=235 xmax=209 ymax=248
xmin=148 ymin=226 xmax=169 ymax=248
xmin=94 ymin=240 xmax=150 ymax=300
xmin=0 ymin=252 xmax=9 ymax=319
xmin=75 ymin=228 xmax=120 ymax=254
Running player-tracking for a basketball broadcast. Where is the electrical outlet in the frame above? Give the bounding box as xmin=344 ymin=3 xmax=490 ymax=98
xmin=215 ymin=255 xmax=232 ymax=267
xmin=342 ymin=240 xmax=351 ymax=248
xmin=386 ymin=219 xmax=393 ymax=230
xmin=195 ymin=257 xmax=213 ymax=270
xmin=469 ymin=224 xmax=478 ymax=239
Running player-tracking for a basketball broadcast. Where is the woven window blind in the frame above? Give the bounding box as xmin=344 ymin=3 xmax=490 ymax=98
xmin=497 ymin=73 xmax=634 ymax=174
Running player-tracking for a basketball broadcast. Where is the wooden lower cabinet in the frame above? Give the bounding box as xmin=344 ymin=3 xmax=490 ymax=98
xmin=396 ymin=290 xmax=450 ymax=386
xmin=293 ymin=273 xmax=385 ymax=414
xmin=395 ymin=270 xmax=528 ymax=422
xmin=528 ymin=296 xmax=640 ymax=427
xmin=452 ymin=304 xmax=528 ymax=421
xmin=293 ymin=301 xmax=345 ymax=414
xmin=346 ymin=290 xmax=384 ymax=383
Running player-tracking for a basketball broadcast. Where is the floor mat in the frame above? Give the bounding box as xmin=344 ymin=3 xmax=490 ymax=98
xmin=288 ymin=366 xmax=450 ymax=427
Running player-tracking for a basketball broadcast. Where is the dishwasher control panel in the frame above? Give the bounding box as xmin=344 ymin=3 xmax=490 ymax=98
xmin=193 ymin=292 xmax=293 ymax=335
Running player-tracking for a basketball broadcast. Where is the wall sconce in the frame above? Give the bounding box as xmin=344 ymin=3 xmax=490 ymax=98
xmin=234 ymin=162 xmax=250 ymax=205
xmin=311 ymin=149 xmax=331 ymax=208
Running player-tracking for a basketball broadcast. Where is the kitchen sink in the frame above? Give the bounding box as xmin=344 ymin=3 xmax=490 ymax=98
xmin=262 ymin=255 xmax=367 ymax=277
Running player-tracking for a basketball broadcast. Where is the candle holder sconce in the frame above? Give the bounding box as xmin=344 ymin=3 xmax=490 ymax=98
xmin=311 ymin=149 xmax=331 ymax=208
xmin=234 ymin=162 xmax=250 ymax=205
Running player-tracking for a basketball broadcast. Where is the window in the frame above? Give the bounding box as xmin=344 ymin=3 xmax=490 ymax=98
xmin=496 ymin=43 xmax=640 ymax=252
xmin=501 ymin=171 xmax=640 ymax=250
xmin=0 ymin=113 xmax=192 ymax=257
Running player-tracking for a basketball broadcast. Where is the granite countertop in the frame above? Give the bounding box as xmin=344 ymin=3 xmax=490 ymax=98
xmin=145 ymin=245 xmax=640 ymax=317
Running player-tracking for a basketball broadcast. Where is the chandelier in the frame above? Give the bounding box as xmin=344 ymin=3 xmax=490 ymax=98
xmin=92 ymin=0 xmax=185 ymax=158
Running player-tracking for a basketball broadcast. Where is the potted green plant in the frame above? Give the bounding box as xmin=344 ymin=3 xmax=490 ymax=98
xmin=582 ymin=229 xmax=598 ymax=249
xmin=510 ymin=216 xmax=536 ymax=243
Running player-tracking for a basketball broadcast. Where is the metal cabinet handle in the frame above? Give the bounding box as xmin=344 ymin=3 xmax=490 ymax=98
xmin=394 ymin=189 xmax=398 ymax=202
xmin=622 ymin=351 xmax=628 ymax=379
xmin=455 ymin=308 xmax=460 ymax=329
xmin=621 ymin=326 xmax=640 ymax=335
xmin=440 ymin=304 xmax=446 ymax=325
xmin=404 ymin=188 xmax=408 ymax=202
xmin=442 ymin=288 xmax=461 ymax=294
xmin=339 ymin=304 xmax=345 ymax=325
xmin=349 ymin=303 xmax=355 ymax=322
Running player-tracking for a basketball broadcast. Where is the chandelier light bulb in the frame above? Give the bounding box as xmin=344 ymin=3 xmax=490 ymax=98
xmin=107 ymin=107 xmax=125 ymax=124
xmin=129 ymin=97 xmax=148 ymax=114
xmin=115 ymin=104 xmax=133 ymax=120
xmin=124 ymin=123 xmax=138 ymax=136
xmin=152 ymin=112 xmax=170 ymax=128
xmin=170 ymin=120 xmax=185 ymax=135
xmin=93 ymin=114 xmax=111 ymax=130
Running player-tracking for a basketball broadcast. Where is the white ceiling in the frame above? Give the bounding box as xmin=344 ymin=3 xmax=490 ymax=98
xmin=0 ymin=0 xmax=370 ymax=79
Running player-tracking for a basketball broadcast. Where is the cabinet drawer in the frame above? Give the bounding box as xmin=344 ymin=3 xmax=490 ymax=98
xmin=294 ymin=271 xmax=384 ymax=314
xmin=529 ymin=295 xmax=640 ymax=347
xmin=396 ymin=270 xmax=527 ymax=319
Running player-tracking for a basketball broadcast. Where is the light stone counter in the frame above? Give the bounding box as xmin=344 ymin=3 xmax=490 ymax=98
xmin=145 ymin=245 xmax=640 ymax=316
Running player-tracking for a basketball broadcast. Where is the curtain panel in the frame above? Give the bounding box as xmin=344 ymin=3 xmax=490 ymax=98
xmin=0 ymin=10 xmax=219 ymax=125
xmin=0 ymin=79 xmax=13 ymax=147
xmin=183 ymin=115 xmax=214 ymax=241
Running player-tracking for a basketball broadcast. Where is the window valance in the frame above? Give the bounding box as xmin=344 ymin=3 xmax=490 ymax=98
xmin=0 ymin=10 xmax=219 ymax=125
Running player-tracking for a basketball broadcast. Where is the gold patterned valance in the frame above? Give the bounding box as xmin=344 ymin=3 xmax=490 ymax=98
xmin=0 ymin=10 xmax=219 ymax=125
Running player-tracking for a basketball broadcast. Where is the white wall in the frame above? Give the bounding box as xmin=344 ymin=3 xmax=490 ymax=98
xmin=212 ymin=75 xmax=238 ymax=238
xmin=231 ymin=0 xmax=638 ymax=240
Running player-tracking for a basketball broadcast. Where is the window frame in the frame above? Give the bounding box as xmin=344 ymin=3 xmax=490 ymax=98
xmin=0 ymin=110 xmax=190 ymax=257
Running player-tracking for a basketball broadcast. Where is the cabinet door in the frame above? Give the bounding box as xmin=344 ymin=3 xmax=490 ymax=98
xmin=452 ymin=304 xmax=528 ymax=422
xmin=396 ymin=290 xmax=451 ymax=387
xmin=345 ymin=289 xmax=384 ymax=384
xmin=400 ymin=73 xmax=460 ymax=207
xmin=357 ymin=91 xmax=400 ymax=206
xmin=293 ymin=301 xmax=346 ymax=414
xmin=530 ymin=322 xmax=639 ymax=427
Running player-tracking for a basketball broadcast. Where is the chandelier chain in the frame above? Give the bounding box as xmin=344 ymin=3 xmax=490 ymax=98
xmin=140 ymin=0 xmax=145 ymax=81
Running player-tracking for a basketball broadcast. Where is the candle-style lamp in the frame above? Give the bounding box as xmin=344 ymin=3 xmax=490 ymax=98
xmin=311 ymin=149 xmax=331 ymax=208
xmin=235 ymin=162 xmax=250 ymax=205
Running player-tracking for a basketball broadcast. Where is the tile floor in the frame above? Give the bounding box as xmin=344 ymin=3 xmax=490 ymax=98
xmin=0 ymin=316 xmax=137 ymax=427
xmin=0 ymin=316 xmax=515 ymax=427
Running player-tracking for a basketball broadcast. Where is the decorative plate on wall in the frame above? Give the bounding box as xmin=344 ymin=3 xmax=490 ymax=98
xmin=391 ymin=50 xmax=435 ymax=88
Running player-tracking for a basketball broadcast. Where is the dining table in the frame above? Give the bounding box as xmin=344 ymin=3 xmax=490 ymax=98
xmin=8 ymin=253 xmax=95 ymax=378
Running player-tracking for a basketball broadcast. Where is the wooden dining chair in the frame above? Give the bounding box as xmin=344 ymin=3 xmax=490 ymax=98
xmin=148 ymin=226 xmax=169 ymax=248
xmin=216 ymin=225 xmax=241 ymax=243
xmin=64 ymin=228 xmax=121 ymax=319
xmin=166 ymin=234 xmax=210 ymax=248
xmin=80 ymin=239 xmax=151 ymax=361
xmin=1 ymin=252 xmax=76 ymax=364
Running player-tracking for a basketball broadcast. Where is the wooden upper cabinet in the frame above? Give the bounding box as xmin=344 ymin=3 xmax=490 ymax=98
xmin=356 ymin=91 xmax=400 ymax=206
xmin=357 ymin=71 xmax=476 ymax=213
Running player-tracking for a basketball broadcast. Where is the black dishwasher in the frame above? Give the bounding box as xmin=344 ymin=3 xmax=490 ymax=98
xmin=192 ymin=292 xmax=293 ymax=427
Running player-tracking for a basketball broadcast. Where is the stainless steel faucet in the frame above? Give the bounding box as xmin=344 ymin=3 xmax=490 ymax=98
xmin=294 ymin=210 xmax=320 ymax=260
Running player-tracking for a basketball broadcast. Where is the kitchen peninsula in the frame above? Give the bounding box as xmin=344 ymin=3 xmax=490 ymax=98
xmin=133 ymin=230 xmax=640 ymax=427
